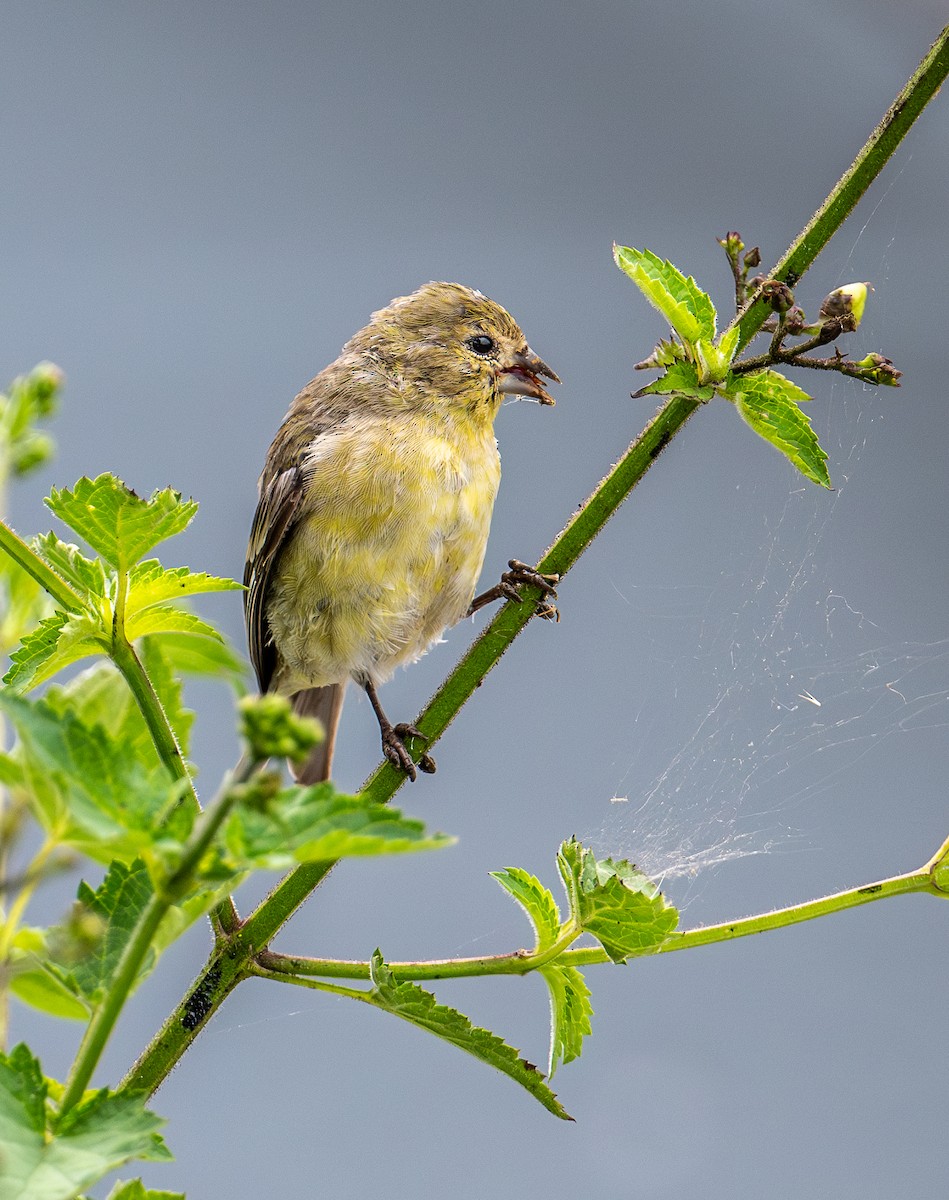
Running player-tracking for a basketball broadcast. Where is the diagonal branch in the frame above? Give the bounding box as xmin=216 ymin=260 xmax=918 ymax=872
xmin=120 ymin=24 xmax=949 ymax=1098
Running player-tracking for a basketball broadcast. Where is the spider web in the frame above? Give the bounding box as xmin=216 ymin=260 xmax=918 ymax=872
xmin=585 ymin=224 xmax=948 ymax=895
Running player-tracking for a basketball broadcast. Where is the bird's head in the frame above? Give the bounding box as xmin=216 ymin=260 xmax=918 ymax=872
xmin=348 ymin=281 xmax=559 ymax=414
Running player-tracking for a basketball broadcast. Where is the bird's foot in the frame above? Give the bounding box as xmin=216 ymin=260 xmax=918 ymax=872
xmin=469 ymin=559 xmax=560 ymax=620
xmin=382 ymin=722 xmax=436 ymax=781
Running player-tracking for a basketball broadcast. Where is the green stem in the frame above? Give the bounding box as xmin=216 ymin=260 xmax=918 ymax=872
xmin=254 ymin=866 xmax=936 ymax=984
xmin=60 ymin=892 xmax=168 ymax=1112
xmin=111 ymin=635 xmax=197 ymax=810
xmin=734 ymin=23 xmax=949 ymax=351
xmin=0 ymin=518 xmax=83 ymax=613
xmin=60 ymin=754 xmax=256 ymax=1113
xmin=121 ymin=31 xmax=949 ymax=1099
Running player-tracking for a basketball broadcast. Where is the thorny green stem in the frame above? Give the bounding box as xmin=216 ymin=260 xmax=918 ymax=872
xmin=0 ymin=519 xmax=84 ymax=614
xmin=110 ymin=636 xmax=195 ymax=807
xmin=252 ymin=866 xmax=941 ymax=985
xmin=122 ymin=26 xmax=949 ymax=1099
xmin=734 ymin=24 xmax=949 ymax=350
xmin=59 ymin=753 xmax=256 ymax=1113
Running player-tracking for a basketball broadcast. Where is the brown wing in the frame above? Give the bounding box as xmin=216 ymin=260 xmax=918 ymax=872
xmin=244 ymin=355 xmax=378 ymax=692
xmin=243 ymin=464 xmax=305 ymax=693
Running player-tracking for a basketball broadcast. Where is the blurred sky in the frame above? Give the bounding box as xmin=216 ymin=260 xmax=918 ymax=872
xmin=3 ymin=2 xmax=949 ymax=1197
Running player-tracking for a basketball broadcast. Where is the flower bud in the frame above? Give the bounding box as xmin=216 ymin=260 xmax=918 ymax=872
xmin=717 ymin=231 xmax=745 ymax=257
xmin=783 ymin=306 xmax=807 ymax=335
xmin=819 ymin=282 xmax=871 ymax=328
xmin=760 ymin=280 xmax=794 ymax=313
xmin=238 ymin=693 xmax=324 ymax=764
xmin=845 ymin=353 xmax=902 ymax=386
xmin=12 ymin=432 xmax=55 ymax=476
xmin=27 ymin=362 xmax=65 ymax=415
xmin=742 ymin=246 xmax=761 ymax=269
xmin=816 ymin=317 xmax=845 ymax=344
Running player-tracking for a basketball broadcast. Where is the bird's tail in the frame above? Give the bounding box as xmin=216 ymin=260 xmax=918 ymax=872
xmin=289 ymin=683 xmax=346 ymax=784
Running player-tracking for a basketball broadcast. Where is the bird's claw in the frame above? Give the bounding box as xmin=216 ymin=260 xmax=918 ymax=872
xmin=383 ymin=723 xmax=436 ymax=780
xmin=502 ymin=559 xmax=560 ymax=621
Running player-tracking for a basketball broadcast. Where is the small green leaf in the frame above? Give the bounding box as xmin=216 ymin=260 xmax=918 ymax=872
xmin=124 ymin=604 xmax=224 ymax=643
xmin=3 ymin=611 xmax=106 ymax=692
xmin=634 ymin=360 xmax=715 ymax=402
xmin=614 ymin=245 xmax=716 ymax=346
xmin=725 ymin=369 xmax=831 ymax=488
xmin=46 ymin=475 xmax=198 ymax=572
xmin=0 ymin=1044 xmax=171 ymax=1200
xmin=635 ymin=336 xmax=686 ymax=370
xmin=218 ymin=783 xmax=453 ymax=871
xmin=490 ymin=867 xmax=561 ymax=953
xmin=716 ymin=324 xmax=741 ymax=365
xmin=366 ymin=952 xmax=572 ymax=1120
xmin=557 ymin=839 xmax=678 ymax=963
xmin=539 ymin=963 xmax=593 ymax=1076
xmin=32 ymin=533 xmax=110 ymax=602
xmin=694 ymin=338 xmax=733 ymax=385
xmin=126 ymin=560 xmax=242 ymax=615
xmin=8 ymin=954 xmax=91 ymax=1021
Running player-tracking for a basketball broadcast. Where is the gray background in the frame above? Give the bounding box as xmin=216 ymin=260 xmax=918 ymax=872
xmin=4 ymin=2 xmax=949 ymax=1196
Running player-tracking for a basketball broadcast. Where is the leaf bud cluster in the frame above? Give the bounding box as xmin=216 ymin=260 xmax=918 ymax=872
xmin=238 ymin=693 xmax=324 ymax=764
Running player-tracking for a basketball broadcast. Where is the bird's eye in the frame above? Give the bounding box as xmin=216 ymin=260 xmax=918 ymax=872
xmin=466 ymin=334 xmax=496 ymax=356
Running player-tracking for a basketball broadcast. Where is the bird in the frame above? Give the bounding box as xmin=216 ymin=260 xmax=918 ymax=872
xmin=244 ymin=281 xmax=559 ymax=784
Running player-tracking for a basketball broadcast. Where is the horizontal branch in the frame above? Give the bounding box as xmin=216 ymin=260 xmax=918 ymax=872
xmin=254 ymin=864 xmax=938 ymax=983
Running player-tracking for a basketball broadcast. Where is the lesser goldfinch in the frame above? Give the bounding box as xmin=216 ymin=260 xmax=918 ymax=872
xmin=244 ymin=281 xmax=558 ymax=783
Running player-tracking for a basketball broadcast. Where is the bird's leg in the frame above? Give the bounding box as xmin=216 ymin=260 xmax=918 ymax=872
xmin=363 ymin=680 xmax=436 ymax=781
xmin=468 ymin=559 xmax=560 ymax=621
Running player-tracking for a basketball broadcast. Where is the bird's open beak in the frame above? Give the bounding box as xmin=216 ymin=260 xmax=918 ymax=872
xmin=497 ymin=348 xmax=560 ymax=406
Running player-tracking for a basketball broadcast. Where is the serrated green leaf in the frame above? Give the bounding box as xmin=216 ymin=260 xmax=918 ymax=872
xmin=218 ymin=783 xmax=453 ymax=871
xmin=557 ymin=839 xmax=678 ymax=963
xmin=45 ymin=474 xmax=198 ymax=571
xmin=153 ymin=629 xmax=247 ymax=685
xmin=490 ymin=867 xmax=561 ymax=953
xmin=539 ymin=963 xmax=593 ymax=1076
xmin=126 ymin=560 xmax=242 ymax=616
xmin=634 ymin=360 xmax=715 ymax=402
xmin=726 ymin=370 xmax=831 ymax=488
xmin=0 ymin=692 xmax=183 ymax=864
xmin=366 ymin=952 xmax=572 ymax=1120
xmin=0 ymin=1044 xmax=171 ymax=1200
xmin=43 ymin=662 xmax=161 ymax=766
xmin=124 ymin=604 xmax=224 ymax=643
xmin=60 ymin=861 xmax=154 ymax=1002
xmin=3 ymin=611 xmax=106 ymax=692
xmin=32 ymin=533 xmax=110 ymax=602
xmin=614 ymin=245 xmax=716 ymax=345
xmin=105 ymin=1180 xmax=185 ymax=1200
